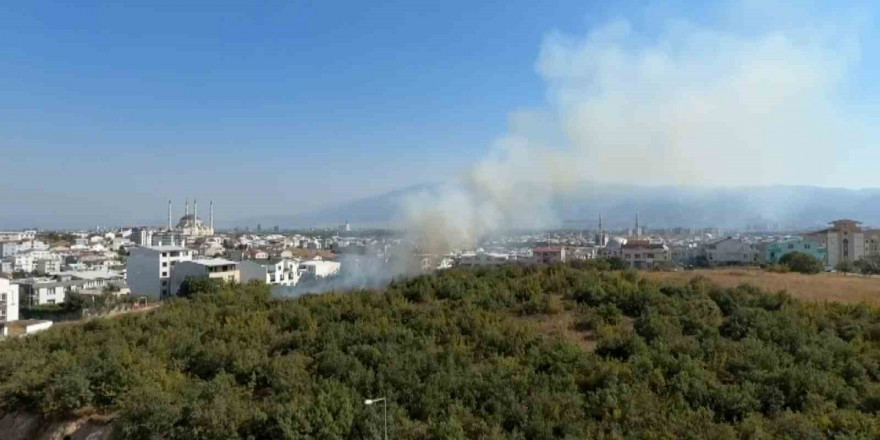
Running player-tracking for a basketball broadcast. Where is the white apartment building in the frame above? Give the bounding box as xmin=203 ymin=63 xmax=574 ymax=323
xmin=127 ymin=246 xmax=193 ymax=300
xmin=0 ymin=277 xmax=19 ymax=323
xmin=169 ymin=259 xmax=239 ymax=296
xmin=458 ymin=252 xmax=512 ymax=267
xmin=0 ymin=231 xmax=36 ymax=242
xmin=298 ymin=260 xmax=341 ymax=279
xmin=239 ymin=259 xmax=301 ymax=287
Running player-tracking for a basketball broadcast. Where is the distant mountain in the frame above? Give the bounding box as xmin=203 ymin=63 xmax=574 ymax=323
xmin=234 ymin=184 xmax=880 ymax=231
xmin=235 ymin=183 xmax=437 ymax=229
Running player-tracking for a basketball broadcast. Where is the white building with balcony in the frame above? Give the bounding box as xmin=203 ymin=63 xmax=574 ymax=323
xmin=239 ymin=258 xmax=301 ymax=287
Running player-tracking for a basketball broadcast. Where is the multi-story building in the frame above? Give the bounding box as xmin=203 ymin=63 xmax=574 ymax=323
xmin=35 ymin=258 xmax=62 ymax=274
xmin=703 ymin=237 xmax=759 ymax=266
xmin=804 ymin=219 xmax=865 ymax=267
xmin=298 ymin=260 xmax=341 ymax=279
xmin=0 ymin=231 xmax=36 ymax=242
xmin=761 ymin=238 xmax=827 ymax=264
xmin=239 ymin=259 xmax=301 ymax=287
xmin=620 ymin=240 xmax=670 ymax=269
xmin=532 ymin=247 xmax=566 ymax=264
xmin=458 ymin=252 xmax=512 ymax=267
xmin=169 ymin=259 xmax=239 ymax=295
xmin=0 ymin=276 xmax=19 ymax=324
xmin=130 ymin=227 xmax=152 ymax=246
xmin=127 ymin=246 xmax=194 ymax=300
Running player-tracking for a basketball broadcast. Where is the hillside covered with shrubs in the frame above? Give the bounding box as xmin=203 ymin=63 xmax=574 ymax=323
xmin=2 ymin=262 xmax=880 ymax=439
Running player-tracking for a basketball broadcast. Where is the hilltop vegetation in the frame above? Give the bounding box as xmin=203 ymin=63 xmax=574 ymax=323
xmin=1 ymin=262 xmax=880 ymax=439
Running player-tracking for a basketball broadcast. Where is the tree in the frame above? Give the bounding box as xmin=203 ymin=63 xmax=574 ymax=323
xmin=778 ymin=252 xmax=823 ymax=274
xmin=836 ymin=260 xmax=856 ymax=276
xmin=177 ymin=277 xmax=224 ymax=297
xmin=856 ymin=254 xmax=880 ymax=275
xmin=604 ymin=256 xmax=628 ymax=271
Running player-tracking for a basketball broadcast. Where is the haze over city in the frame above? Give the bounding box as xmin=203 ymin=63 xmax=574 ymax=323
xmin=4 ymin=0 xmax=880 ymax=230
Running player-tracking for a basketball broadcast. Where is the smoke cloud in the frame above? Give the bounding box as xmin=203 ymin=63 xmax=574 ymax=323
xmin=403 ymin=3 xmax=871 ymax=251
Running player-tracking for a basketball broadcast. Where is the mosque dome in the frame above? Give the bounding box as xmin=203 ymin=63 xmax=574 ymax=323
xmin=177 ymin=214 xmax=205 ymax=229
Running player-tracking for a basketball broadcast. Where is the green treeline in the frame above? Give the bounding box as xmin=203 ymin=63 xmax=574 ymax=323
xmin=1 ymin=262 xmax=880 ymax=439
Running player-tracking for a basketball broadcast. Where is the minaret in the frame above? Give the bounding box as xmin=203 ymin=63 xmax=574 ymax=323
xmin=635 ymin=210 xmax=641 ymax=238
xmin=194 ymin=198 xmax=198 ymax=224
xmin=185 ymin=200 xmax=189 ymax=217
xmin=210 ymin=200 xmax=214 ymax=231
xmin=167 ymin=200 xmax=172 ymax=230
xmin=597 ymin=211 xmax=604 ymax=246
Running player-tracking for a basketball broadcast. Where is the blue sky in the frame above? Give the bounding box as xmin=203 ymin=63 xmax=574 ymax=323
xmin=1 ymin=1 xmax=877 ymax=228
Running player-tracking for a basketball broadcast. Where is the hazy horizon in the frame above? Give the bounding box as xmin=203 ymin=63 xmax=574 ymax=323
xmin=4 ymin=1 xmax=880 ymax=231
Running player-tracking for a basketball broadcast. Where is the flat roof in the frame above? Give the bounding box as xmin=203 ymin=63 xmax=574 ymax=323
xmin=191 ymin=258 xmax=237 ymax=267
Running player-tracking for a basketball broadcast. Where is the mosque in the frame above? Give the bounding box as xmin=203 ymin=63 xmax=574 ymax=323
xmin=167 ymin=199 xmax=215 ymax=238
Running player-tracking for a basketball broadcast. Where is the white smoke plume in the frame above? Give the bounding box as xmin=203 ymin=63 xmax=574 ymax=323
xmin=402 ymin=2 xmax=871 ymax=251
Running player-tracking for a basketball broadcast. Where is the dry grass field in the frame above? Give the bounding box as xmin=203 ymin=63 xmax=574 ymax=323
xmin=643 ymin=268 xmax=880 ymax=305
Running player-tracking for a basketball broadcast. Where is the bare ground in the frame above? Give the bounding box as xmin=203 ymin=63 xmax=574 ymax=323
xmin=643 ymin=268 xmax=880 ymax=305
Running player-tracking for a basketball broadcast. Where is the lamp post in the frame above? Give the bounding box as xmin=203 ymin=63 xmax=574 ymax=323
xmin=364 ymin=397 xmax=387 ymax=440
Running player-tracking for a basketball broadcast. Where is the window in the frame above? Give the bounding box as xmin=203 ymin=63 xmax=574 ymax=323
xmin=170 ymin=251 xmax=180 ymax=257
xmin=162 ymin=262 xmax=168 ymax=267
xmin=634 ymin=254 xmax=641 ymax=258
xmin=161 ymin=253 xmax=168 ymax=257
xmin=804 ymin=244 xmax=811 ymax=249
xmin=161 ymin=271 xmax=168 ymax=277
xmin=788 ymin=244 xmax=794 ymax=249
xmin=646 ymin=253 xmax=654 ymax=258
xmin=161 ymin=280 xmax=167 ymax=286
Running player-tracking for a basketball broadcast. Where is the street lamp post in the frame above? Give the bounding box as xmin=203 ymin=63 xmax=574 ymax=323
xmin=364 ymin=397 xmax=387 ymax=440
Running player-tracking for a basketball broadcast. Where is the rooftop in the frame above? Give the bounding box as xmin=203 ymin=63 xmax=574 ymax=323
xmin=143 ymin=245 xmax=189 ymax=252
xmin=191 ymin=258 xmax=237 ymax=267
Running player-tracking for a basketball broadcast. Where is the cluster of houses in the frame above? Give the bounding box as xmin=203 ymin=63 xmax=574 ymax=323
xmin=452 ymin=219 xmax=874 ymax=271
xmin=126 ymin=245 xmax=341 ymax=300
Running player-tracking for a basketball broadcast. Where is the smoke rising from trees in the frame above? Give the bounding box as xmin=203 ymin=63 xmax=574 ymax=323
xmin=402 ymin=2 xmax=872 ymax=251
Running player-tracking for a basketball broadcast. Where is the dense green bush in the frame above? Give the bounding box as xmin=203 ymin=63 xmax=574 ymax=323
xmin=1 ymin=263 xmax=879 ymax=439
xmin=778 ymin=251 xmax=824 ymax=274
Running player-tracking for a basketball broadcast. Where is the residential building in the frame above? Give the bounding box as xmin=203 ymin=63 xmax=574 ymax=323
xmin=298 ymin=260 xmax=341 ymax=279
xmin=804 ymin=219 xmax=865 ymax=267
xmin=239 ymin=259 xmax=300 ymax=287
xmin=169 ymin=259 xmax=239 ymax=296
xmin=130 ymin=227 xmax=152 ymax=246
xmin=458 ymin=252 xmax=512 ymax=267
xmin=762 ymin=238 xmax=827 ymax=264
xmin=0 ymin=276 xmax=19 ymax=323
xmin=621 ymin=240 xmax=670 ymax=269
xmin=703 ymin=237 xmax=759 ymax=265
xmin=126 ymin=246 xmax=194 ymax=300
xmin=35 ymin=258 xmax=62 ymax=274
xmin=0 ymin=231 xmax=36 ymax=242
xmin=532 ymin=247 xmax=566 ymax=264
xmin=670 ymin=244 xmax=701 ymax=266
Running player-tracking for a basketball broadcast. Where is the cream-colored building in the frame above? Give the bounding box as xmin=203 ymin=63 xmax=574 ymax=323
xmin=804 ymin=219 xmax=865 ymax=267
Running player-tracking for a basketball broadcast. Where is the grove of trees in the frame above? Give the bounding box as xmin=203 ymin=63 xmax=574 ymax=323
xmin=1 ymin=261 xmax=879 ymax=439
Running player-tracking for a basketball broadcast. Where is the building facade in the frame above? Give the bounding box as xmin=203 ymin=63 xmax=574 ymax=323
xmin=239 ymin=259 xmax=301 ymax=287
xmin=703 ymin=237 xmax=759 ymax=266
xmin=127 ymin=246 xmax=194 ymax=300
xmin=621 ymin=241 xmax=670 ymax=269
xmin=0 ymin=277 xmax=19 ymax=323
xmin=804 ymin=219 xmax=865 ymax=267
xmin=762 ymin=238 xmax=827 ymax=264
xmin=169 ymin=259 xmax=239 ymax=296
